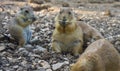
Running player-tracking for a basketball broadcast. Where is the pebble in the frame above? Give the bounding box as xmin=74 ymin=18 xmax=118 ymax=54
xmin=36 ymin=67 xmax=46 ymax=71
xmin=25 ymin=44 xmax=34 ymax=52
xmin=52 ymin=61 xmax=69 ymax=70
xmin=30 ymin=36 xmax=40 ymax=44
xmin=0 ymin=44 xmax=5 ymax=51
xmin=21 ymin=60 xmax=27 ymax=67
xmin=13 ymin=65 xmax=19 ymax=69
xmin=18 ymin=48 xmax=29 ymax=56
xmin=33 ymin=45 xmax=47 ymax=54
xmin=38 ymin=60 xmax=50 ymax=69
xmin=46 ymin=69 xmax=52 ymax=71
xmin=18 ymin=48 xmax=26 ymax=52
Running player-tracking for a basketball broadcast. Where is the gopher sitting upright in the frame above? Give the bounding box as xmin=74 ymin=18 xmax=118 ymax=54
xmin=8 ymin=5 xmax=36 ymax=46
xmin=52 ymin=8 xmax=83 ymax=56
xmin=71 ymin=39 xmax=120 ymax=71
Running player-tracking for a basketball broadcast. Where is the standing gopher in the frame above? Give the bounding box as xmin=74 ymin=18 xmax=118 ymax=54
xmin=52 ymin=8 xmax=83 ymax=56
xmin=71 ymin=39 xmax=120 ymax=71
xmin=8 ymin=5 xmax=36 ymax=46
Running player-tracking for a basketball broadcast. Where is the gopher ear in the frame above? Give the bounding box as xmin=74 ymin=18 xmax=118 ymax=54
xmin=59 ymin=7 xmax=63 ymax=14
xmin=71 ymin=8 xmax=75 ymax=12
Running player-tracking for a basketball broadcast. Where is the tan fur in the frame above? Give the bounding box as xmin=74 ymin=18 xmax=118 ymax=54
xmin=78 ymin=21 xmax=104 ymax=45
xmin=52 ymin=8 xmax=83 ymax=56
xmin=8 ymin=5 xmax=36 ymax=46
xmin=71 ymin=39 xmax=120 ymax=71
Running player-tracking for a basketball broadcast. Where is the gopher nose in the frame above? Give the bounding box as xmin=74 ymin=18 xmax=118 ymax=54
xmin=62 ymin=16 xmax=67 ymax=24
xmin=32 ymin=16 xmax=37 ymax=21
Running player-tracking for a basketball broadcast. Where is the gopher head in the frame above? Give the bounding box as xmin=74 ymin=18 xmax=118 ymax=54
xmin=18 ymin=5 xmax=36 ymax=22
xmin=55 ymin=8 xmax=76 ymax=27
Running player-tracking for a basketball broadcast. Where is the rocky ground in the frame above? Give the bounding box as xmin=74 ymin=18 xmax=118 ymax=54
xmin=0 ymin=0 xmax=120 ymax=71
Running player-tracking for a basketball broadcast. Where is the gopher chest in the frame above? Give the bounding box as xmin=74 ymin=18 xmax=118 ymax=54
xmin=52 ymin=30 xmax=83 ymax=51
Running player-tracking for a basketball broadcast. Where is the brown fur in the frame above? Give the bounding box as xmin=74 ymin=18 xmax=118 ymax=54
xmin=78 ymin=21 xmax=104 ymax=47
xmin=52 ymin=8 xmax=83 ymax=56
xmin=71 ymin=39 xmax=120 ymax=71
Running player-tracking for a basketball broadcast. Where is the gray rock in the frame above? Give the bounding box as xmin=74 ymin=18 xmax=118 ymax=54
xmin=38 ymin=60 xmax=50 ymax=69
xmin=36 ymin=45 xmax=47 ymax=52
xmin=25 ymin=44 xmax=34 ymax=52
xmin=30 ymin=36 xmax=40 ymax=44
xmin=35 ymin=67 xmax=46 ymax=71
xmin=18 ymin=48 xmax=26 ymax=52
xmin=46 ymin=69 xmax=52 ymax=71
xmin=13 ymin=65 xmax=19 ymax=69
xmin=18 ymin=48 xmax=29 ymax=56
xmin=21 ymin=60 xmax=27 ymax=67
xmin=52 ymin=61 xmax=69 ymax=70
xmin=33 ymin=45 xmax=47 ymax=54
xmin=0 ymin=44 xmax=5 ymax=51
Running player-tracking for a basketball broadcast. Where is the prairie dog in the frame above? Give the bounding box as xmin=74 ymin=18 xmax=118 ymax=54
xmin=78 ymin=22 xmax=104 ymax=48
xmin=52 ymin=8 xmax=83 ymax=56
xmin=8 ymin=5 xmax=36 ymax=46
xmin=71 ymin=39 xmax=120 ymax=71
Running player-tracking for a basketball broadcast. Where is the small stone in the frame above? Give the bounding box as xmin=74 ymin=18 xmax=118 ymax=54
xmin=62 ymin=2 xmax=70 ymax=7
xmin=7 ymin=43 xmax=16 ymax=49
xmin=16 ymin=66 xmax=23 ymax=71
xmin=13 ymin=65 xmax=19 ymax=69
xmin=30 ymin=36 xmax=40 ymax=44
xmin=18 ymin=48 xmax=29 ymax=56
xmin=44 ymin=0 xmax=51 ymax=2
xmin=36 ymin=67 xmax=46 ymax=71
xmin=64 ymin=61 xmax=69 ymax=65
xmin=25 ymin=44 xmax=34 ymax=52
xmin=52 ymin=63 xmax=63 ymax=70
xmin=29 ymin=0 xmax=44 ymax=4
xmin=115 ymin=41 xmax=120 ymax=45
xmin=21 ymin=60 xmax=27 ymax=67
xmin=38 ymin=60 xmax=50 ymax=69
xmin=0 ymin=35 xmax=4 ymax=41
xmin=6 ymin=63 xmax=10 ymax=66
xmin=0 ymin=44 xmax=5 ymax=51
xmin=63 ymin=58 xmax=69 ymax=61
xmin=18 ymin=48 xmax=26 ymax=52
xmin=52 ymin=61 xmax=69 ymax=70
xmin=36 ymin=45 xmax=47 ymax=52
xmin=33 ymin=45 xmax=47 ymax=54
xmin=46 ymin=69 xmax=52 ymax=71
xmin=0 ymin=70 xmax=3 ymax=71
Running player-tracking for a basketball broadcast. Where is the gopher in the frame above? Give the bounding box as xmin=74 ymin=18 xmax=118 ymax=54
xmin=71 ymin=39 xmax=120 ymax=71
xmin=8 ymin=5 xmax=36 ymax=46
xmin=52 ymin=8 xmax=83 ymax=56
xmin=78 ymin=21 xmax=104 ymax=48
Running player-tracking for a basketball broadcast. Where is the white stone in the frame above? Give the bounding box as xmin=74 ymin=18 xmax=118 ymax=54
xmin=52 ymin=61 xmax=69 ymax=70
xmin=38 ymin=60 xmax=50 ymax=69
xmin=0 ymin=44 xmax=5 ymax=51
xmin=46 ymin=69 xmax=52 ymax=71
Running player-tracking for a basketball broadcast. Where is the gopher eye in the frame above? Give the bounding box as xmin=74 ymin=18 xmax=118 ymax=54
xmin=60 ymin=11 xmax=62 ymax=14
xmin=60 ymin=9 xmax=64 ymax=14
xmin=68 ymin=11 xmax=71 ymax=15
xmin=25 ymin=10 xmax=29 ymax=13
